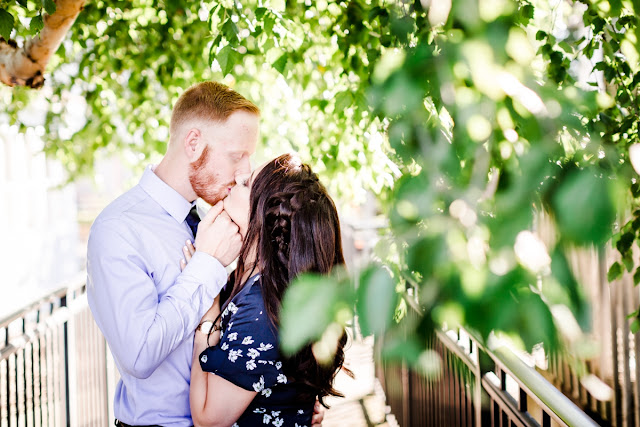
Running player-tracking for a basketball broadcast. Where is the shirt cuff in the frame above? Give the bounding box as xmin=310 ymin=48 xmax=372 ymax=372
xmin=180 ymin=251 xmax=228 ymax=302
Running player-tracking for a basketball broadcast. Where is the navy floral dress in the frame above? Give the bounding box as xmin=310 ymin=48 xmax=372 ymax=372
xmin=199 ymin=274 xmax=316 ymax=427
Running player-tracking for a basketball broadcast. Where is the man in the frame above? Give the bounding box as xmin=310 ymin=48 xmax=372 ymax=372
xmin=87 ymin=81 xmax=259 ymax=426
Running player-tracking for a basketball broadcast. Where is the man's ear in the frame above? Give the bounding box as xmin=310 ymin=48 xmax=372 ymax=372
xmin=183 ymin=128 xmax=202 ymax=160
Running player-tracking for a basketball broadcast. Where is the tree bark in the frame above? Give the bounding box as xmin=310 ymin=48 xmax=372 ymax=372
xmin=0 ymin=0 xmax=84 ymax=88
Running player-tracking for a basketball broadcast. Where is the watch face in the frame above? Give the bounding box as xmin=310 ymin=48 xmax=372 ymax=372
xmin=199 ymin=321 xmax=214 ymax=334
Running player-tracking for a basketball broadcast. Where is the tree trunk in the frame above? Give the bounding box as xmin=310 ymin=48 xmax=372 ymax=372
xmin=0 ymin=0 xmax=84 ymax=88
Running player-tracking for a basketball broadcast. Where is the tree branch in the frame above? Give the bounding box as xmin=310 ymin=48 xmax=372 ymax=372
xmin=0 ymin=0 xmax=84 ymax=88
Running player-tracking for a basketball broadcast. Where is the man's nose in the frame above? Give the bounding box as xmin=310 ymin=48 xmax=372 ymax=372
xmin=237 ymin=157 xmax=251 ymax=175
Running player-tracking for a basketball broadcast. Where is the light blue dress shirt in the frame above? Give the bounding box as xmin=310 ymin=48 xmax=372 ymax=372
xmin=87 ymin=166 xmax=227 ymax=426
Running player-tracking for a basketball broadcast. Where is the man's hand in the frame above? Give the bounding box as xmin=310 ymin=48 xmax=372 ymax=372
xmin=194 ymin=202 xmax=242 ymax=266
xmin=311 ymin=399 xmax=325 ymax=427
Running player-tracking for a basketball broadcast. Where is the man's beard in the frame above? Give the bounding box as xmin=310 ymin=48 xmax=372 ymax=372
xmin=189 ymin=145 xmax=232 ymax=206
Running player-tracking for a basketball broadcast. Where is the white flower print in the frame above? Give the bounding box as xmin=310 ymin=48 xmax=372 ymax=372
xmin=271 ymin=411 xmax=281 ymax=417
xmin=272 ymin=418 xmax=283 ymax=427
xmin=295 ymin=424 xmax=307 ymax=427
xmin=297 ymin=409 xmax=304 ymax=415
xmin=258 ymin=343 xmax=274 ymax=352
xmin=275 ymin=361 xmax=282 ymax=370
xmin=253 ymin=375 xmax=265 ymax=392
xmin=248 ymin=348 xmax=260 ymax=359
xmin=242 ymin=336 xmax=254 ymax=345
xmin=227 ymin=322 xmax=233 ymax=331
xmin=228 ymin=302 xmax=238 ymax=314
xmin=200 ymin=354 xmax=208 ymax=363
xmin=246 ymin=359 xmax=257 ymax=370
xmin=262 ymin=414 xmax=272 ymax=424
xmin=232 ymin=424 xmax=239 ymax=427
xmin=221 ymin=342 xmax=229 ymax=351
xmin=228 ymin=349 xmax=242 ymax=362
xmin=277 ymin=373 xmax=287 ymax=384
xmin=253 ymin=408 xmax=266 ymax=414
xmin=262 ymin=388 xmax=272 ymax=398
xmin=258 ymin=360 xmax=268 ymax=365
xmin=227 ymin=332 xmax=238 ymax=342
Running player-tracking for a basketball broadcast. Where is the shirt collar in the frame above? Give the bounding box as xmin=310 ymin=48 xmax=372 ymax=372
xmin=139 ymin=165 xmax=194 ymax=223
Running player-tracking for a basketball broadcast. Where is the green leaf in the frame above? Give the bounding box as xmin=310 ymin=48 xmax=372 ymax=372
xmin=334 ymin=91 xmax=353 ymax=113
xmin=263 ymin=14 xmax=276 ymax=34
xmin=280 ymin=274 xmax=338 ymax=354
xmin=0 ymin=9 xmax=14 ymax=40
xmin=356 ymin=266 xmax=396 ymax=336
xmin=30 ymin=15 xmax=44 ymax=33
xmin=632 ymin=318 xmax=640 ymax=334
xmin=551 ymin=169 xmax=615 ymax=245
xmin=550 ymin=247 xmax=587 ymax=326
xmin=617 ymin=231 xmax=635 ymax=255
xmin=633 ymin=267 xmax=640 ymax=286
xmin=255 ymin=7 xmax=268 ymax=20
xmin=608 ymin=261 xmax=623 ymax=282
xmin=44 ymin=0 xmax=56 ymax=15
xmin=272 ymin=53 xmax=288 ymax=74
xmin=216 ymin=44 xmax=235 ymax=76
xmin=624 ymin=252 xmax=635 ymax=272
xmin=222 ymin=17 xmax=239 ymax=43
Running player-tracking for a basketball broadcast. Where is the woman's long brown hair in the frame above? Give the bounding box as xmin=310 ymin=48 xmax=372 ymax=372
xmin=225 ymin=153 xmax=348 ymax=407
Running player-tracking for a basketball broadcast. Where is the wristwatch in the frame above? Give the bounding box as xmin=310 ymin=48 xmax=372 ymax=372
xmin=197 ymin=320 xmax=218 ymax=334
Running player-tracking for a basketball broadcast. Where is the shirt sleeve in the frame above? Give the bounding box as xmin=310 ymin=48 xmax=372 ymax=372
xmin=199 ymin=294 xmax=288 ymax=395
xmin=87 ymin=219 xmax=227 ymax=379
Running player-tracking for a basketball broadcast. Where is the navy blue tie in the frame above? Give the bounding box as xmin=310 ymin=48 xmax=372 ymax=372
xmin=186 ymin=206 xmax=200 ymax=237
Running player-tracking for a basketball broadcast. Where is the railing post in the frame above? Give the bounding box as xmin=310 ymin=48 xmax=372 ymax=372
xmin=5 ymin=326 xmax=10 ymax=427
xmin=61 ymin=294 xmax=70 ymax=427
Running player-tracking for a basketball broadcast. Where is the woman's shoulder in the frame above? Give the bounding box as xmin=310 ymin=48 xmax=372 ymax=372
xmin=223 ymin=275 xmax=268 ymax=323
xmin=235 ymin=275 xmax=265 ymax=306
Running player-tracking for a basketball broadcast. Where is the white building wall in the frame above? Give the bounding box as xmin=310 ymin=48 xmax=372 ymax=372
xmin=0 ymin=124 xmax=80 ymax=318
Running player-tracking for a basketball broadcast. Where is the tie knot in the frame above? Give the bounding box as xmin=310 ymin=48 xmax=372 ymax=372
xmin=186 ymin=206 xmax=200 ymax=237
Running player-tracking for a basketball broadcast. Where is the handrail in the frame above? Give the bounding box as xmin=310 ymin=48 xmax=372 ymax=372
xmin=390 ymin=303 xmax=600 ymax=426
xmin=0 ymin=272 xmax=86 ymax=329
xmin=0 ymin=273 xmax=112 ymax=425
xmin=490 ymin=345 xmax=599 ymax=427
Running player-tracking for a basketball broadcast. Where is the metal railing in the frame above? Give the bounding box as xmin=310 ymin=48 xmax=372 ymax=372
xmin=0 ymin=275 xmax=113 ymax=426
xmin=376 ymin=327 xmax=600 ymax=426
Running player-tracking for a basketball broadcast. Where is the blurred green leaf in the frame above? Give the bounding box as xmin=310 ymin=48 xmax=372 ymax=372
xmin=356 ymin=265 xmax=397 ymax=336
xmin=552 ymin=169 xmax=615 ymax=245
xmin=280 ymin=274 xmax=338 ymax=354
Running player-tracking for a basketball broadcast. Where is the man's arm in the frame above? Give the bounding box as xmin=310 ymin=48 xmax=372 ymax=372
xmin=87 ymin=220 xmax=228 ymax=379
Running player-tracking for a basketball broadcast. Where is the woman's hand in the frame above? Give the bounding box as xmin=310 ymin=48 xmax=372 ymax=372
xmin=312 ymin=399 xmax=325 ymax=427
xmin=180 ymin=240 xmax=196 ymax=271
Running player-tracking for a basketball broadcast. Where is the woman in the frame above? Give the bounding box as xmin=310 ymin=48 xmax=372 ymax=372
xmin=185 ymin=154 xmax=348 ymax=427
